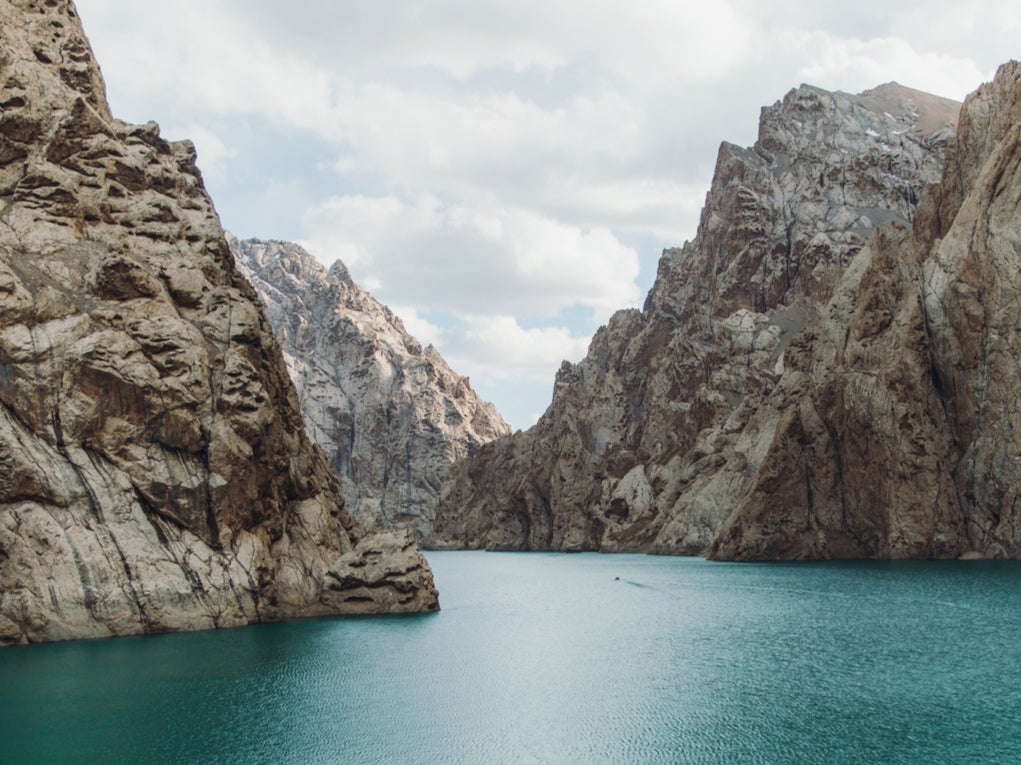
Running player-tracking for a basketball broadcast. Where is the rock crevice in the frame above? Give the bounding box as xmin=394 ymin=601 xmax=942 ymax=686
xmin=0 ymin=0 xmax=437 ymax=646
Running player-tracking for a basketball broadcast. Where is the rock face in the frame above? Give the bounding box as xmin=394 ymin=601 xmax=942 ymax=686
xmin=231 ymin=236 xmax=510 ymax=539
xmin=430 ymin=79 xmax=962 ymax=554
xmin=711 ymin=62 xmax=1021 ymax=560
xmin=0 ymin=0 xmax=437 ymax=646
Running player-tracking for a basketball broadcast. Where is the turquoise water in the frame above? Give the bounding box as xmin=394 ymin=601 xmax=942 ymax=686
xmin=2 ymin=552 xmax=1020 ymax=764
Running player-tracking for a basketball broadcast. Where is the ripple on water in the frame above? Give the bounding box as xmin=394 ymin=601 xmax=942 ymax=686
xmin=2 ymin=554 xmax=1021 ymax=764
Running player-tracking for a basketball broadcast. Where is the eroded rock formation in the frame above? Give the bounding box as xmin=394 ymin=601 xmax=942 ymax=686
xmin=711 ymin=62 xmax=1021 ymax=559
xmin=231 ymin=236 xmax=509 ymax=539
xmin=0 ymin=0 xmax=437 ymax=646
xmin=430 ymin=79 xmax=964 ymax=555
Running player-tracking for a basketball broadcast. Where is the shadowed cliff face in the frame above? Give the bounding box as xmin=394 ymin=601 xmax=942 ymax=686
xmin=430 ymin=79 xmax=961 ymax=554
xmin=0 ymin=0 xmax=437 ymax=646
xmin=231 ymin=236 xmax=510 ymax=539
xmin=711 ymin=61 xmax=1021 ymax=560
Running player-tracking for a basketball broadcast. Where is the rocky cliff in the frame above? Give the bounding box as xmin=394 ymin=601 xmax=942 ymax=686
xmin=429 ymin=79 xmax=962 ymax=554
xmin=711 ymin=62 xmax=1021 ymax=559
xmin=231 ymin=236 xmax=510 ymax=539
xmin=0 ymin=0 xmax=437 ymax=646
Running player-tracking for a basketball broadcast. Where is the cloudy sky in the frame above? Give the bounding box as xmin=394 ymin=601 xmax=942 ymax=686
xmin=74 ymin=1 xmax=1018 ymax=429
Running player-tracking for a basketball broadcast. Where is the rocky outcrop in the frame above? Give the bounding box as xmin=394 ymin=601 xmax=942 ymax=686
xmin=711 ymin=62 xmax=1021 ymax=559
xmin=430 ymin=80 xmax=961 ymax=554
xmin=0 ymin=0 xmax=437 ymax=646
xmin=231 ymin=236 xmax=510 ymax=539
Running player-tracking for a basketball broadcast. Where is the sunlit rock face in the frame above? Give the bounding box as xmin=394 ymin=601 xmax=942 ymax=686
xmin=231 ymin=236 xmax=510 ymax=540
xmin=430 ymin=77 xmax=963 ymax=556
xmin=0 ymin=0 xmax=437 ymax=646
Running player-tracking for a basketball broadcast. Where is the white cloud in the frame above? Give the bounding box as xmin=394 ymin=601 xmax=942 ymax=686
xmin=79 ymin=0 xmax=760 ymax=246
xmin=298 ymin=195 xmax=642 ymax=318
xmin=224 ymin=0 xmax=757 ymax=86
xmin=174 ymin=124 xmax=236 ymax=185
xmin=73 ymin=0 xmax=1021 ymax=426
xmin=784 ymin=32 xmax=989 ymax=100
xmin=387 ymin=305 xmax=448 ymax=349
xmin=443 ymin=315 xmax=592 ymax=385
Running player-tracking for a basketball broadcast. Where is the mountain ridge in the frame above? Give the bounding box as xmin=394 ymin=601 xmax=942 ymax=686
xmin=711 ymin=60 xmax=1021 ymax=559
xmin=429 ymin=74 xmax=964 ymax=555
xmin=0 ymin=0 xmax=437 ymax=646
xmin=231 ymin=234 xmax=510 ymax=540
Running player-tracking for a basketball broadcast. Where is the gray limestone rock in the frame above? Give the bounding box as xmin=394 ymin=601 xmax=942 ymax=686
xmin=231 ymin=236 xmax=510 ymax=539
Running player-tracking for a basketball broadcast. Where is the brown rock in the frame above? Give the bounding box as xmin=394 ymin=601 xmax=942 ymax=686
xmin=432 ymin=79 xmax=960 ymax=555
xmin=694 ymin=63 xmax=1021 ymax=561
xmin=0 ymin=0 xmax=438 ymax=646
xmin=710 ymin=223 xmax=966 ymax=559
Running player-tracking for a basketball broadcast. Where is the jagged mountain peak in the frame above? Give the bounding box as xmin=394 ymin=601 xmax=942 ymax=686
xmin=430 ymin=73 xmax=959 ymax=554
xmin=710 ymin=61 xmax=1021 ymax=559
xmin=327 ymin=259 xmax=353 ymax=286
xmin=435 ymin=64 xmax=1021 ymax=561
xmin=640 ymin=78 xmax=960 ymax=329
xmin=231 ymin=235 xmax=510 ymax=539
xmin=854 ymin=81 xmax=962 ymax=133
xmin=780 ymin=80 xmax=960 ymax=133
xmin=232 ymin=236 xmax=352 ymax=290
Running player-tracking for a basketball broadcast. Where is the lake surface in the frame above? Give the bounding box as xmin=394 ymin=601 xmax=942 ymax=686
xmin=2 ymin=552 xmax=1020 ymax=764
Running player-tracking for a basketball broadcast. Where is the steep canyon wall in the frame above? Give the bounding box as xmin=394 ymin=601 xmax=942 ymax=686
xmin=0 ymin=0 xmax=437 ymax=645
xmin=431 ymin=76 xmax=977 ymax=558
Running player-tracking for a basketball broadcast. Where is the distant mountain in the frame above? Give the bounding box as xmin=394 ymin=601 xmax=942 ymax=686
xmin=429 ymin=78 xmax=970 ymax=556
xmin=0 ymin=0 xmax=437 ymax=646
xmin=231 ymin=236 xmax=510 ymax=540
